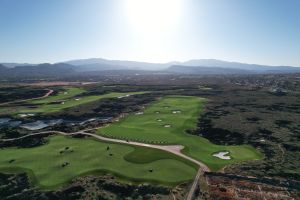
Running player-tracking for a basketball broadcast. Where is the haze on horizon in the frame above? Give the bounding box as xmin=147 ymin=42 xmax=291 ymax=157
xmin=0 ymin=0 xmax=299 ymax=66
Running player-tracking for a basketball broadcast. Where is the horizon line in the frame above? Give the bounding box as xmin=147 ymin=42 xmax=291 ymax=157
xmin=1 ymin=57 xmax=299 ymax=68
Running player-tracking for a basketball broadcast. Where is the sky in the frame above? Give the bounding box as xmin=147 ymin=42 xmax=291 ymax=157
xmin=0 ymin=0 xmax=299 ymax=66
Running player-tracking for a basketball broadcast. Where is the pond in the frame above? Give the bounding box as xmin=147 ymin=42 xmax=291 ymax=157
xmin=0 ymin=118 xmax=11 ymax=125
xmin=20 ymin=120 xmax=49 ymax=130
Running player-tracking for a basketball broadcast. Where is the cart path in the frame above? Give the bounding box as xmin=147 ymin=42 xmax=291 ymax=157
xmin=1 ymin=129 xmax=210 ymax=199
xmin=0 ymin=130 xmax=210 ymax=172
xmin=186 ymin=168 xmax=202 ymax=200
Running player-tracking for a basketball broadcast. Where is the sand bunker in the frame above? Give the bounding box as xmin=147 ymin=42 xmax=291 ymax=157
xmin=157 ymin=119 xmax=162 ymax=122
xmin=172 ymin=110 xmax=181 ymax=114
xmin=117 ymin=94 xmax=131 ymax=99
xmin=164 ymin=124 xmax=171 ymax=128
xmin=18 ymin=113 xmax=35 ymax=118
xmin=135 ymin=112 xmax=144 ymax=115
xmin=213 ymin=151 xmax=231 ymax=160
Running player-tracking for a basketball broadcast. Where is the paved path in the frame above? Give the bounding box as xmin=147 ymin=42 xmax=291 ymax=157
xmin=77 ymin=131 xmax=210 ymax=171
xmin=0 ymin=89 xmax=54 ymax=106
xmin=0 ymin=131 xmax=67 ymax=142
xmin=186 ymin=168 xmax=203 ymax=200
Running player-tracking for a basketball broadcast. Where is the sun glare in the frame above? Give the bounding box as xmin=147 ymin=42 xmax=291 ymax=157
xmin=123 ymin=0 xmax=183 ymax=36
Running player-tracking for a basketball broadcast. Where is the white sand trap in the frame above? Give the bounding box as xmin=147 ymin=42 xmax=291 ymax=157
xmin=75 ymin=98 xmax=80 ymax=101
xmin=61 ymin=102 xmax=65 ymax=105
xmin=157 ymin=119 xmax=162 ymax=122
xmin=64 ymin=92 xmax=68 ymax=95
xmin=164 ymin=124 xmax=171 ymax=128
xmin=18 ymin=113 xmax=35 ymax=118
xmin=135 ymin=112 xmax=144 ymax=115
xmin=172 ymin=110 xmax=181 ymax=114
xmin=155 ymin=111 xmax=160 ymax=114
xmin=213 ymin=151 xmax=231 ymax=160
xmin=118 ymin=94 xmax=131 ymax=99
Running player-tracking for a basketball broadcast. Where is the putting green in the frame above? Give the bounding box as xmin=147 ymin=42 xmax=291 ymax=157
xmin=0 ymin=136 xmax=197 ymax=189
xmin=99 ymin=96 xmax=263 ymax=171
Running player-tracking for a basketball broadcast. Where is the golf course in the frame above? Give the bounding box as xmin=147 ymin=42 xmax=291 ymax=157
xmin=99 ymin=96 xmax=263 ymax=171
xmin=1 ymin=87 xmax=146 ymax=114
xmin=0 ymin=135 xmax=197 ymax=189
xmin=0 ymin=93 xmax=263 ymax=189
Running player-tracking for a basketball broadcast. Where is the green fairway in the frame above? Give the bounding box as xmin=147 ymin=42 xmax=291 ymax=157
xmin=19 ymin=92 xmax=145 ymax=113
xmin=0 ymin=136 xmax=197 ymax=189
xmin=99 ymin=96 xmax=263 ymax=171
xmin=29 ymin=87 xmax=85 ymax=104
xmin=17 ymin=88 xmax=146 ymax=113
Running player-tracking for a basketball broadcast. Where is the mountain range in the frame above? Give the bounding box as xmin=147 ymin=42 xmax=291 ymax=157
xmin=1 ymin=58 xmax=300 ymax=78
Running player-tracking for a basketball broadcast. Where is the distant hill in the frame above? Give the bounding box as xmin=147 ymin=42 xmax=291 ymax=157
xmin=75 ymin=63 xmax=129 ymax=72
xmin=63 ymin=58 xmax=300 ymax=73
xmin=0 ymin=63 xmax=37 ymax=68
xmin=63 ymin=58 xmax=174 ymax=71
xmin=178 ymin=59 xmax=300 ymax=72
xmin=166 ymin=65 xmax=253 ymax=75
xmin=0 ymin=63 xmax=76 ymax=78
xmin=1 ymin=58 xmax=299 ymax=79
xmin=13 ymin=63 xmax=75 ymax=75
xmin=0 ymin=64 xmax=8 ymax=70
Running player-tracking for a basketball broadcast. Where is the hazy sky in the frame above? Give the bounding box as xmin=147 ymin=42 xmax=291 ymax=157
xmin=0 ymin=0 xmax=299 ymax=66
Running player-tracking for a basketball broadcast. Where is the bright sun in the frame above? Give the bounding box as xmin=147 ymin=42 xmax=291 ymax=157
xmin=123 ymin=0 xmax=183 ymax=36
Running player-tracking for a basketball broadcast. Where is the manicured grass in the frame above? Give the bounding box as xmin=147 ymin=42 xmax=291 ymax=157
xmin=0 ymin=135 xmax=197 ymax=189
xmin=29 ymin=87 xmax=85 ymax=104
xmin=99 ymin=96 xmax=263 ymax=171
xmin=0 ymin=87 xmax=85 ymax=115
xmin=18 ymin=89 xmax=146 ymax=113
xmin=19 ymin=92 xmax=145 ymax=113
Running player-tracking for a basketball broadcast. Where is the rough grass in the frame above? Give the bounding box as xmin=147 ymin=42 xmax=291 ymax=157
xmin=99 ymin=96 xmax=263 ymax=171
xmin=0 ymin=135 xmax=197 ymax=189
